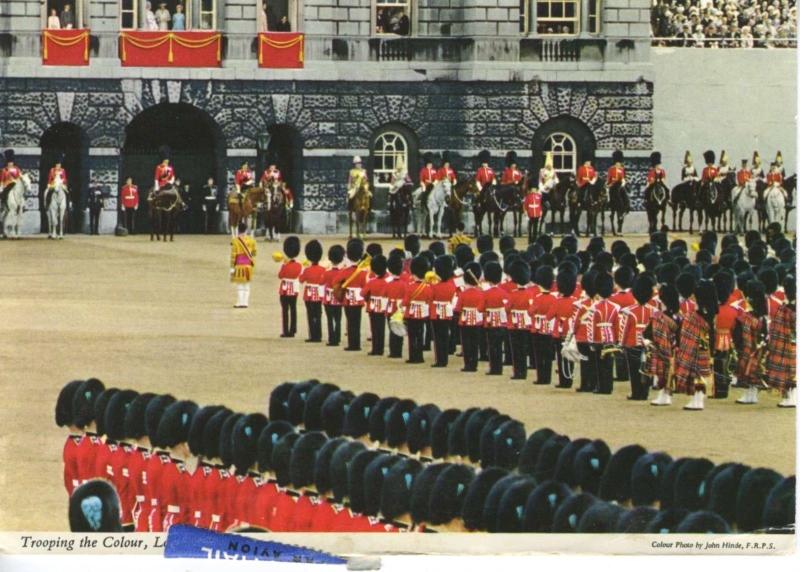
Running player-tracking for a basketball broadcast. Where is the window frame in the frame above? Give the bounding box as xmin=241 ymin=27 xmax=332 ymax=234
xmin=42 ymin=0 xmax=88 ymax=30
xmin=534 ymin=0 xmax=580 ymax=37
xmin=544 ymin=132 xmax=578 ymax=176
xmin=199 ymin=0 xmax=216 ymax=30
xmin=372 ymin=131 xmax=409 ymax=195
xmin=374 ymin=0 xmax=412 ymax=37
xmin=588 ymin=0 xmax=601 ymax=35
xmin=120 ymin=0 xmax=138 ymax=30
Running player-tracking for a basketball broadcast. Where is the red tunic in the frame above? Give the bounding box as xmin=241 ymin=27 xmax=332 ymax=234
xmin=715 ymin=304 xmax=739 ymax=351
xmin=419 ymin=166 xmax=437 ymax=185
xmin=120 ymin=184 xmax=139 ymax=209
xmin=403 ymin=279 xmax=433 ymax=319
xmin=385 ymin=276 xmax=408 ymax=316
xmin=430 ymin=279 xmax=457 ymax=320
xmin=110 ymin=444 xmax=136 ymax=526
xmin=93 ymin=441 xmax=114 ymax=485
xmin=618 ymin=304 xmax=654 ymax=348
xmin=436 ymin=166 xmax=457 ymax=183
xmin=189 ymin=464 xmax=213 ymax=528
xmin=767 ymin=293 xmax=785 ymax=320
xmin=501 ymin=167 xmax=522 ymax=185
xmin=154 ymin=164 xmax=175 ymax=189
xmin=577 ymin=165 xmax=597 ymax=188
xmin=680 ymin=298 xmax=698 ymax=317
xmin=260 ymin=168 xmax=282 ymax=184
xmin=673 ymin=312 xmax=713 ymax=394
xmin=278 ymin=260 xmax=302 ymax=296
xmin=606 ymin=165 xmax=625 ymax=185
xmin=267 ymin=489 xmax=298 ymax=532
xmin=483 ymin=286 xmax=509 ymax=328
xmin=251 ymin=478 xmax=279 ymax=530
xmin=737 ymin=169 xmax=752 ymax=187
xmin=573 ymin=298 xmax=594 ymax=343
xmin=160 ymin=459 xmax=189 ymax=532
xmin=130 ymin=448 xmax=151 ymax=532
xmin=235 ymin=168 xmax=254 ymax=188
xmin=764 ymin=304 xmax=796 ymax=391
xmin=547 ymin=295 xmax=579 ymax=339
xmin=48 ymin=166 xmax=68 ymax=187
xmin=766 ymin=171 xmax=784 ymax=187
xmin=362 ymin=274 xmax=390 ymax=314
xmin=523 ymin=192 xmax=543 ymax=219
xmin=529 ymin=291 xmax=556 ymax=335
xmin=507 ymin=287 xmax=534 ymax=330
xmin=323 ymin=267 xmax=342 ymax=307
xmin=476 ymin=166 xmax=495 ymax=186
xmin=75 ymin=433 xmax=102 ymax=483
xmin=336 ymin=265 xmax=368 ymax=307
xmin=454 ymin=286 xmax=485 ymax=326
xmin=587 ymin=299 xmax=621 ymax=344
xmin=701 ymin=165 xmax=719 ymax=183
xmin=647 ymin=167 xmax=666 ymax=186
xmin=0 ymin=165 xmax=22 ymax=187
xmin=145 ymin=452 xmax=171 ymax=532
xmin=288 ymin=493 xmax=318 ymax=532
xmin=63 ymin=435 xmax=83 ymax=495
xmin=299 ymin=264 xmax=327 ymax=303
xmin=609 ymin=289 xmax=636 ymax=312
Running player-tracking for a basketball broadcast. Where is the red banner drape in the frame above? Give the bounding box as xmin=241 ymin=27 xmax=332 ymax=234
xmin=42 ymin=29 xmax=90 ymax=66
xmin=258 ymin=33 xmax=304 ymax=69
xmin=119 ymin=31 xmax=222 ymax=67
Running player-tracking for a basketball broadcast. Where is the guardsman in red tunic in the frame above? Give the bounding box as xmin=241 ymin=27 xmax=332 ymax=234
xmin=299 ymin=240 xmax=326 ymax=343
xmin=673 ymin=280 xmax=717 ymax=411
xmin=587 ymin=273 xmax=620 ymax=395
xmin=1 ymin=149 xmax=22 ymax=192
xmin=430 ymin=256 xmax=457 ymax=367
xmin=55 ymin=380 xmax=85 ymax=496
xmin=453 ymin=262 xmax=484 ymax=372
xmin=606 ymin=150 xmax=626 ymax=188
xmin=403 ymin=256 xmax=434 ymax=364
xmin=157 ymin=401 xmax=198 ymax=532
xmin=766 ymin=161 xmax=785 ymax=201
xmin=436 ymin=151 xmax=457 ymax=184
xmin=547 ymin=270 xmax=579 ymax=389
xmin=154 ymin=146 xmax=176 ymax=192
xmin=277 ymin=236 xmax=302 ymax=338
xmin=475 ymin=150 xmax=496 ymax=189
xmin=609 ymin=266 xmax=636 ymax=382
xmin=736 ymin=158 xmax=752 ymax=188
xmin=234 ymin=160 xmax=255 ymax=192
xmin=361 ymin=255 xmax=390 ymax=357
xmin=619 ymin=275 xmax=656 ymax=401
xmin=482 ymin=261 xmax=509 ymax=376
xmin=523 ymin=188 xmax=544 ymax=242
xmin=323 ymin=245 xmax=345 ymax=347
xmin=576 ymin=159 xmax=598 ymax=190
xmin=419 ymin=152 xmax=437 ymax=193
xmin=712 ymin=272 xmax=738 ymax=399
xmin=260 ymin=161 xmax=283 ymax=186
xmin=764 ymin=275 xmax=796 ymax=408
xmin=647 ymin=151 xmax=667 ymax=188
xmin=701 ymin=150 xmax=719 ymax=184
xmin=334 ymin=239 xmax=369 ymax=352
xmin=120 ymin=176 xmax=140 ymax=234
xmin=506 ymin=260 xmax=533 ymax=380
xmin=573 ymin=272 xmax=598 ymax=393
xmin=385 ymin=254 xmax=408 ymax=359
xmin=528 ymin=266 xmax=556 ymax=385
xmin=500 ymin=151 xmax=523 ymax=185
xmin=45 ymin=154 xmax=69 ymax=209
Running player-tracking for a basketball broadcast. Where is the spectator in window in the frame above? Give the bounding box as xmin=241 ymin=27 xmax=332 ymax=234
xmin=258 ymin=1 xmax=268 ymax=32
xmin=396 ymin=9 xmax=410 ymax=35
xmin=144 ymin=2 xmax=158 ymax=30
xmin=692 ymin=24 xmax=705 ymax=47
xmin=172 ymin=3 xmax=186 ymax=30
xmin=48 ymin=8 xmax=61 ymax=29
xmin=376 ymin=8 xmax=387 ymax=33
xmin=276 ymin=15 xmax=291 ymax=32
xmin=60 ymin=3 xmax=75 ymax=29
xmin=156 ymin=2 xmax=171 ymax=31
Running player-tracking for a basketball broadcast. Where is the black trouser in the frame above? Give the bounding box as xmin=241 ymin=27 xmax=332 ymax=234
xmin=305 ymin=301 xmax=322 ymax=342
xmin=528 ymin=334 xmax=537 ymax=369
xmin=205 ymin=205 xmax=217 ymax=233
xmin=554 ymin=340 xmax=574 ymax=388
xmin=324 ymin=304 xmax=342 ymax=346
xmin=280 ymin=295 xmax=297 ymax=336
xmin=532 ymin=333 xmax=554 ymax=385
xmin=407 ymin=318 xmax=426 ymax=363
xmin=614 ymin=352 xmax=629 ymax=381
xmin=625 ymin=346 xmax=649 ymax=400
xmin=593 ymin=345 xmax=614 ymax=394
xmin=503 ymin=331 xmax=513 ymax=365
xmin=124 ymin=209 xmax=136 ymax=234
xmin=509 ymin=329 xmax=529 ymax=379
xmin=89 ymin=206 xmax=101 ymax=234
xmin=479 ymin=329 xmax=489 ymax=361
xmin=713 ymin=350 xmax=731 ymax=398
xmin=388 ymin=328 xmax=404 ymax=358
xmin=431 ymin=320 xmax=450 ymax=366
xmin=449 ymin=316 xmax=460 ymax=355
xmin=486 ymin=328 xmax=505 ymax=374
xmin=344 ymin=306 xmax=362 ymax=350
xmin=577 ymin=342 xmax=597 ymax=392
xmin=423 ymin=320 xmax=432 ymax=351
xmin=368 ymin=312 xmax=386 ymax=355
xmin=528 ymin=217 xmax=542 ymax=243
xmin=460 ymin=326 xmax=480 ymax=371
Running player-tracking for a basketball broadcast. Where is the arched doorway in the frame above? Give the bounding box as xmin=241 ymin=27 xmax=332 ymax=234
xmin=39 ymin=123 xmax=89 ymax=234
xmin=121 ymin=102 xmax=225 ymax=233
xmin=530 ymin=116 xmax=596 ymax=175
xmin=369 ymin=122 xmax=419 ymax=211
xmin=261 ymin=124 xmax=304 ymax=206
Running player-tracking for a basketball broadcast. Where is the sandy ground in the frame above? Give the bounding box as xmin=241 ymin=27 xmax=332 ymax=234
xmin=0 ymin=233 xmax=795 ymax=531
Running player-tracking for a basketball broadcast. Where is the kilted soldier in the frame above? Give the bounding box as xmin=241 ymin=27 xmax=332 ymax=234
xmin=673 ymin=279 xmax=718 ymax=411
xmin=404 ymin=255 xmax=433 ymax=364
xmin=299 ymin=239 xmax=325 ymax=343
xmin=734 ymin=280 xmax=768 ymax=405
xmin=454 ymin=261 xmax=484 ymax=372
xmin=361 ymin=255 xmax=390 ymax=356
xmin=385 ymin=253 xmax=407 ymax=358
xmin=764 ymin=275 xmax=796 ymax=408
xmin=646 ymin=284 xmax=681 ymax=406
xmin=618 ymin=275 xmax=656 ymax=401
xmin=230 ymin=221 xmax=257 ymax=308
xmin=431 ymin=255 xmax=457 ymax=367
xmin=548 ymin=268 xmax=578 ymax=389
xmin=323 ymin=244 xmax=345 ymax=346
xmin=87 ymin=186 xmax=105 ymax=235
xmin=529 ymin=265 xmax=556 ymax=385
xmin=506 ymin=259 xmax=533 ymax=380
xmin=277 ymin=236 xmax=302 ymax=337
xmin=482 ymin=261 xmax=509 ymax=376
xmin=587 ymin=272 xmax=620 ymax=395
xmin=335 ymin=239 xmax=369 ymax=352
xmin=712 ymin=271 xmax=738 ymax=399
xmin=120 ymin=177 xmax=139 ymax=234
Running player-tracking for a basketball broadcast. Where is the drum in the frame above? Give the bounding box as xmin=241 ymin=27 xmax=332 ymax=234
xmin=389 ymin=309 xmax=407 ymax=337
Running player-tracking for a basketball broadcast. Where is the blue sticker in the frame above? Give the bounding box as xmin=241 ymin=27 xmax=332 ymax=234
xmin=80 ymin=496 xmax=103 ymax=531
xmin=506 ymin=437 xmax=513 ymax=447
xmin=381 ymin=467 xmax=389 ymax=476
xmin=456 ymin=483 xmax=465 ymax=496
xmin=271 ymin=433 xmax=279 ymax=444
xmin=84 ymin=391 xmax=92 ymax=400
xmin=590 ymin=458 xmax=600 ymax=470
xmin=363 ymin=406 xmax=370 ymax=418
xmin=515 ymin=505 xmax=524 ymax=520
xmin=698 ymin=482 xmax=706 ymax=497
xmin=651 ymin=465 xmax=659 ymax=477
xmin=547 ymin=493 xmax=557 ymax=508
xmin=404 ymin=473 xmax=413 ymax=490
xmin=181 ymin=412 xmax=189 ymax=426
xmin=164 ymin=525 xmax=346 ymax=564
xmin=659 ymin=528 xmax=669 ymax=534
xmin=401 ymin=411 xmax=410 ymax=424
xmin=568 ymin=514 xmax=577 ymax=529
xmin=244 ymin=426 xmax=253 ymax=438
xmin=493 ymin=428 xmax=502 ymax=437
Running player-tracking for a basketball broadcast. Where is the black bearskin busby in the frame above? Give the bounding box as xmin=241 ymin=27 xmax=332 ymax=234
xmin=231 ymin=413 xmax=268 ymax=474
xmin=156 ymin=400 xmax=199 ymax=449
xmin=675 ymin=511 xmax=731 ymax=533
xmin=283 ymin=236 xmax=300 ymax=259
xmin=478 ymin=150 xmax=491 ymax=164
xmin=495 ymin=477 xmax=538 ymax=533
xmin=406 ymin=403 xmax=441 ymax=455
xmin=312 ymin=437 xmax=347 ymax=495
xmin=650 ymin=151 xmax=661 ymax=167
xmin=304 ymin=240 xmax=323 ymax=264
xmin=104 ymin=390 xmax=139 ymax=442
xmin=346 ymin=238 xmax=365 ymax=263
xmin=447 ymin=407 xmax=480 ymax=457
xmin=380 ymin=457 xmax=423 ymax=521
xmin=707 ymin=463 xmax=751 ymax=525
xmin=703 ymin=150 xmax=715 ymax=165
xmin=320 ymin=389 xmax=355 ymax=437
xmin=410 ymin=463 xmax=451 ymax=525
xmin=367 ymin=396 xmax=399 ymax=443
xmin=573 ymin=439 xmax=612 ymax=495
xmin=630 ymin=452 xmax=673 ymax=507
xmin=269 ymin=382 xmax=294 ymax=422
xmin=534 ymin=434 xmax=571 ymax=482
xmin=187 ymin=404 xmax=224 ymax=457
xmin=404 ymin=234 xmax=421 ymax=256
xmin=289 ymin=431 xmax=328 ymax=489
xmin=271 ymin=432 xmax=300 ymax=487
xmin=616 ymin=506 xmax=659 ymax=533
xmin=329 ymin=441 xmax=366 ymax=502
xmin=56 ymin=380 xmax=84 ymax=428
xmin=552 ymin=493 xmax=598 ymax=533
xmin=577 ymin=501 xmax=627 ymax=533
xmin=257 ymin=420 xmax=295 ymax=474
xmin=144 ymin=394 xmax=176 ymax=447
xmin=362 ymin=453 xmax=401 ymax=516
xmin=612 ymin=150 xmax=624 ymax=164
xmin=517 ymin=427 xmax=556 ymax=476
xmin=428 ymin=464 xmax=475 ymax=526
xmin=477 ymin=414 xmax=512 ymax=468
xmin=72 ymin=378 xmax=106 ymax=430
xmin=433 ymin=255 xmax=454 ymax=282
xmin=431 ymin=408 xmax=461 ymax=460
xmin=464 ymin=408 xmax=499 ymax=463
xmin=462 ymin=467 xmax=509 ymax=531
xmin=69 ymin=480 xmax=122 ymax=533
xmin=385 ymin=398 xmax=418 ymax=449
xmin=343 ymin=392 xmax=379 ymax=439
xmin=552 ymin=437 xmax=591 ymax=487
xmin=644 ymin=508 xmax=690 ymax=533
xmin=762 ymin=476 xmax=796 ymax=532
xmin=201 ymin=408 xmax=234 ymax=462
xmin=347 ymin=449 xmax=383 ymax=513
xmin=632 ymin=274 xmax=654 ymax=306
xmin=735 ymin=467 xmax=782 ymax=532
xmin=599 ymin=444 xmax=648 ymax=503
xmin=522 ymin=480 xmax=573 ymax=532
xmin=287 ymin=379 xmax=319 ymax=426
xmin=123 ymin=393 xmax=156 ymax=441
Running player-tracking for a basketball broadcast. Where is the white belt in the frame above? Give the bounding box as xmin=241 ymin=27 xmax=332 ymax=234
xmin=461 ymin=307 xmax=483 ymax=324
xmin=281 ymin=278 xmax=299 ymax=295
xmin=346 ymin=287 xmax=363 ymax=303
xmin=135 ymin=495 xmax=145 ymax=502
xmin=409 ymin=301 xmax=429 ymax=318
xmin=511 ymin=310 xmax=531 ymax=326
xmin=194 ymin=511 xmax=202 ymax=519
xmin=122 ymin=468 xmax=130 ymax=477
xmin=433 ymin=301 xmax=453 ymax=318
xmin=150 ymin=499 xmax=158 ymax=506
xmin=71 ymin=479 xmax=80 ymax=487
xmin=211 ymin=514 xmax=221 ymax=523
xmin=305 ymin=283 xmax=325 ymax=300
xmin=167 ymin=505 xmax=180 ymax=514
xmin=372 ymin=296 xmax=388 ymax=313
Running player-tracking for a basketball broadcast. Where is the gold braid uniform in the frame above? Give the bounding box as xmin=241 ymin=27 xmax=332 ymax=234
xmin=230 ymin=235 xmax=257 ymax=283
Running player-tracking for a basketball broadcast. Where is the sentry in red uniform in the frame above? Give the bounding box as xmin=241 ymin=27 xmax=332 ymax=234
xmin=523 ymin=192 xmax=543 ymax=219
xmin=63 ymin=434 xmax=82 ymax=495
xmin=606 ymin=164 xmax=625 ymax=186
xmin=160 ymin=458 xmax=189 ymax=532
xmin=419 ymin=165 xmax=437 ymax=187
xmin=576 ymin=163 xmax=597 ymax=188
xmin=189 ymin=463 xmax=214 ymax=529
xmin=501 ymin=166 xmax=523 ymax=185
xmin=436 ymin=165 xmax=457 ymax=183
xmin=338 ymin=264 xmax=368 ymax=307
xmin=109 ymin=443 xmax=137 ymax=527
xmin=766 ymin=170 xmax=784 ymax=187
xmin=145 ymin=451 xmax=172 ymax=532
xmin=647 ymin=166 xmax=667 ymax=186
xmin=120 ymin=183 xmax=139 ymax=209
xmin=278 ymin=259 xmax=302 ymax=297
xmin=0 ymin=164 xmax=22 ymax=188
xmin=260 ymin=166 xmax=282 ymax=185
xmin=404 ymin=277 xmax=433 ymax=363
xmin=430 ymin=274 xmax=457 ymax=368
xmin=75 ymin=433 xmax=103 ymax=483
xmin=547 ymin=295 xmax=579 ymax=341
xmin=587 ymin=299 xmax=620 ymax=345
xmin=476 ymin=165 xmax=495 ymax=187
xmin=300 ymin=262 xmax=326 ymax=303
xmin=154 ymin=163 xmax=175 ymax=190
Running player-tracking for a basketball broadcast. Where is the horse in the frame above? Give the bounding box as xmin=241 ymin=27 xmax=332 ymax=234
xmin=447 ymin=177 xmax=481 ymax=235
xmin=644 ymin=180 xmax=669 ymax=234
xmin=425 ymin=179 xmax=452 ymax=238
xmin=388 ymin=183 xmax=414 ymax=238
xmin=732 ymin=180 xmax=758 ymax=234
xmin=580 ymin=180 xmax=607 ymax=237
xmin=263 ymin=181 xmax=284 ymax=242
xmin=348 ymin=173 xmax=371 ymax=239
xmin=472 ymin=181 xmax=493 ymax=237
xmin=148 ymin=186 xmax=184 ymax=241
xmin=606 ymin=180 xmax=630 ymax=236
xmin=765 ymin=185 xmax=787 ymax=227
xmin=484 ymin=183 xmax=522 ymax=238
xmin=669 ymin=179 xmax=701 ymax=232
xmin=699 ymin=179 xmax=726 ymax=232
xmin=1 ymin=174 xmax=29 ymax=239
xmin=227 ymin=185 xmax=257 ymax=237
xmin=47 ymin=182 xmax=70 ymax=240
xmin=244 ymin=186 xmax=267 ymax=237
xmin=717 ymin=172 xmax=737 ymax=232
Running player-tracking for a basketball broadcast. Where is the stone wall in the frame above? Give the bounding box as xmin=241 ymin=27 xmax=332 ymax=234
xmin=303 ymin=0 xmax=371 ymax=36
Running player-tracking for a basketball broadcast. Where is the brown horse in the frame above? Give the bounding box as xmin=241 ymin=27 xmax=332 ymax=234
xmin=227 ymin=186 xmax=260 ymax=237
xmin=447 ymin=177 xmax=481 ymax=235
xmin=148 ymin=186 xmax=184 ymax=242
xmin=263 ymin=181 xmax=284 ymax=242
xmin=348 ymin=173 xmax=371 ymax=239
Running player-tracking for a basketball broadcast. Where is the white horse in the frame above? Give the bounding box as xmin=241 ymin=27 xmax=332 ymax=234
xmin=47 ymin=183 xmax=70 ymax=239
xmin=2 ymin=174 xmax=29 ymax=239
xmin=426 ymin=179 xmax=452 ymax=238
xmin=765 ymin=185 xmax=787 ymax=227
xmin=732 ymin=180 xmax=757 ymax=234
xmin=411 ymin=186 xmax=427 ymax=236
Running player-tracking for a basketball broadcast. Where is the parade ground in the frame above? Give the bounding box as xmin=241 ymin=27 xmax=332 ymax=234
xmin=0 ymin=233 xmax=795 ymax=531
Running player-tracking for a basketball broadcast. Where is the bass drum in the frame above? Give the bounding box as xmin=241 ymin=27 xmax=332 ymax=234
xmin=389 ymin=309 xmax=407 ymax=337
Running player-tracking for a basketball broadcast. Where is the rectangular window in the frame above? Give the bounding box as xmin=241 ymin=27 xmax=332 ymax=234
xmin=200 ymin=0 xmax=216 ymax=29
xmin=121 ymin=0 xmax=137 ymax=30
xmin=536 ymin=0 xmax=579 ymax=35
xmin=45 ymin=0 xmax=86 ymax=29
xmin=519 ymin=0 xmax=528 ymax=33
xmin=145 ymin=1 xmax=193 ymax=31
xmin=588 ymin=0 xmax=601 ymax=34
xmin=376 ymin=0 xmax=411 ymax=36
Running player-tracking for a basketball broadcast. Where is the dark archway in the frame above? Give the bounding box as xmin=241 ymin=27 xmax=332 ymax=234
xmin=39 ymin=122 xmax=89 ymax=234
xmin=261 ymin=124 xmax=304 ymax=206
xmin=530 ymin=116 xmax=597 ymax=175
xmin=121 ymin=102 xmax=226 ymax=233
xmin=369 ymin=122 xmax=419 ymax=211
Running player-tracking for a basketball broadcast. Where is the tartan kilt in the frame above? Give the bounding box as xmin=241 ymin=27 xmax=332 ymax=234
xmin=736 ymin=313 xmax=765 ymax=389
xmin=673 ymin=313 xmax=712 ymax=395
xmin=764 ymin=305 xmax=796 ymax=391
xmin=644 ymin=350 xmax=670 ymax=388
xmin=231 ymin=264 xmax=253 ymax=283
xmin=644 ymin=313 xmax=678 ymax=389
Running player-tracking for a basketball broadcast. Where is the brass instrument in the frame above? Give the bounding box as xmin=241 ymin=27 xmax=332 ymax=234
xmin=333 ymin=254 xmax=372 ymax=303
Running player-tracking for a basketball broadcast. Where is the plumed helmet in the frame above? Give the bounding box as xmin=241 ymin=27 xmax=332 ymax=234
xmin=522 ymin=480 xmax=573 ymax=532
xmin=650 ymin=151 xmax=662 ymax=167
xmin=612 ymin=150 xmax=624 ymax=164
xmin=56 ymin=380 xmax=84 ymax=428
xmin=353 ymin=155 xmax=362 ymax=165
xmin=346 ymin=238 xmax=365 ymax=262
xmin=343 ymin=392 xmax=379 ymax=438
xmin=68 ymin=480 xmax=122 ymax=533
xmin=703 ymin=150 xmax=715 ymax=164
xmin=312 ymin=436 xmax=347 ymax=495
xmin=289 ymin=430 xmax=328 ymax=489
xmin=478 ymin=149 xmax=491 ymax=164
xmin=231 ymin=412 xmax=269 ymax=474
xmin=552 ymin=492 xmax=598 ymax=533
xmin=505 ymin=151 xmax=518 ymax=167
xmin=304 ymin=240 xmax=323 ymax=264
xmin=256 ymin=420 xmax=295 ymax=473
xmin=156 ymin=400 xmax=199 ymax=449
xmin=683 ymin=150 xmax=692 ymax=164
xmin=632 ymin=274 xmax=654 ymax=305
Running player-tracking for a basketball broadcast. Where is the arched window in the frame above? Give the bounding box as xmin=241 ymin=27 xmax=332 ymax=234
xmin=544 ymin=132 xmax=577 ymax=175
xmin=373 ymin=131 xmax=408 ymax=194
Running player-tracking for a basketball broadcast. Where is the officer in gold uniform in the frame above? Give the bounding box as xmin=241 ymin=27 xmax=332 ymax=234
xmin=230 ymin=221 xmax=257 ymax=308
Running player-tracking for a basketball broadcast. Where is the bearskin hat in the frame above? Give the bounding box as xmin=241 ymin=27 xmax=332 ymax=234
xmin=556 ymin=270 xmax=577 ymax=297
xmin=104 ymin=390 xmax=139 ymax=442
xmin=158 ymin=145 xmax=171 ymax=161
xmin=328 ymin=244 xmax=345 ymax=265
xmin=56 ymin=380 xmax=84 ymax=428
xmin=303 ymin=382 xmax=340 ymax=431
xmin=409 ymin=255 xmax=430 ymax=280
xmin=428 ymin=241 xmax=445 ymax=257
xmin=464 ymin=408 xmax=499 ymax=463
xmin=535 ymin=434 xmax=571 ymax=482
xmin=430 ymin=408 xmax=461 ymax=460
xmin=123 ymin=393 xmax=155 ymax=441
xmin=364 ymin=254 xmax=386 ymax=278
xmin=630 ymin=452 xmax=673 ymax=507
xmin=454 ymin=243 xmax=474 ymax=269
xmin=441 ymin=151 xmax=452 ymax=165
xmin=342 ymin=392 xmax=378 ymax=439
xmin=283 ymin=236 xmax=300 ymax=259
xmin=366 ymin=242 xmax=383 ymax=259
xmin=695 ymin=279 xmax=719 ymax=321
xmin=289 ymin=431 xmax=328 ymax=489
xmin=272 ymin=432 xmax=301 ymax=487
xmin=644 ymin=508 xmax=690 ymax=533
xmin=87 ymin=388 xmax=113 ymax=435
xmin=522 ymin=480 xmax=573 ymax=532
xmin=406 ymin=403 xmax=441 ymax=455
xmin=347 ymin=449 xmax=382 ymax=513
xmin=286 ymin=379 xmax=319 ymax=426
xmin=367 ymin=396 xmax=399 ymax=443
xmin=231 ymin=413 xmax=268 ymax=474
xmin=71 ymin=378 xmax=106 ymax=430
xmin=491 ymin=419 xmax=527 ymax=470
xmin=762 ymin=476 xmax=796 ymax=532
xmin=676 ymin=511 xmax=730 ymax=533
xmin=420 ymin=249 xmax=436 ymax=268
xmin=387 ymin=253 xmax=404 ymax=277
xmin=482 ymin=260 xmax=502 ymax=285
xmin=552 ymin=438 xmax=591 ymax=487
xmin=304 ymin=240 xmax=323 ymax=264
xmin=757 ymin=267 xmax=779 ymax=294
xmin=385 ymin=398 xmax=418 ymax=449
xmin=410 ymin=463 xmax=452 ymax=525
xmin=402 ymin=234 xmax=419 ymax=257
xmin=650 ymin=151 xmax=661 ymax=167
xmin=201 ymin=408 xmax=234 ymax=462
xmin=461 ymin=467 xmax=509 ymax=531
xmin=218 ymin=412 xmax=244 ymax=467
xmin=703 ymin=150 xmax=715 ymax=165
xmin=257 ymin=420 xmax=295 ymax=474
xmin=599 ymin=444 xmax=648 ymax=503
xmin=3 ymin=149 xmax=16 ymax=164
xmin=477 ymin=414 xmax=512 ymax=468
xmin=552 ymin=493 xmax=598 ymax=533
xmin=736 ymin=467 xmax=783 ymax=532
xmin=656 ymin=262 xmax=680 ymax=286
xmin=783 ymin=275 xmax=795 ymax=302
xmin=428 ymin=464 xmax=475 ymax=526
xmin=362 ymin=453 xmax=401 ymax=516
xmin=745 ymin=279 xmax=768 ymax=317
xmin=447 ymin=407 xmax=480 ymax=457
xmin=312 ymin=436 xmax=347 ymax=495
xmin=616 ymin=506 xmax=659 ymax=533
xmin=433 ymin=255 xmax=454 ymax=282
xmin=380 ymin=457 xmax=423 ymax=521
xmin=612 ymin=150 xmax=624 ymax=164
xmin=532 ymin=265 xmax=553 ymax=290
xmin=478 ymin=150 xmax=491 ymax=164
xmin=495 ymin=477 xmax=538 ymax=533
xmin=505 ymin=151 xmax=518 ymax=168
xmin=632 ymin=274 xmax=654 ymax=306
xmin=619 ymin=252 xmax=639 ymax=273
xmin=156 ymin=400 xmax=198 ymax=450
xmin=498 ymin=236 xmax=515 ymax=255
xmin=518 ymin=427 xmax=556 ymax=476
xmin=144 ymin=394 xmax=176 ymax=447
xmin=614 ymin=265 xmax=636 ymax=290
xmin=574 ymin=439 xmax=612 ymax=495
xmin=69 ymin=480 xmax=122 ymax=533
xmin=675 ymin=271 xmax=696 ymax=300
xmin=507 ymin=259 xmax=531 ymax=288
xmin=462 ymin=261 xmax=482 ymax=286
xmin=320 ymin=390 xmax=354 ymax=438
xmin=712 ymin=270 xmax=734 ymax=304
xmin=658 ymin=457 xmax=689 ymax=509
xmin=268 ymin=382 xmax=294 ymax=422
xmin=594 ymin=272 xmax=614 ymax=298
xmin=577 ymin=501 xmax=627 ymax=533
xmin=187 ymin=405 xmax=224 ymax=457
xmin=346 ymin=238 xmax=365 ymax=263
xmin=536 ymin=233 xmax=554 ymax=254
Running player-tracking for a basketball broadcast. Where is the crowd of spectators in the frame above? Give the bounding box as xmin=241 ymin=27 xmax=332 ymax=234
xmin=651 ymin=0 xmax=797 ymax=48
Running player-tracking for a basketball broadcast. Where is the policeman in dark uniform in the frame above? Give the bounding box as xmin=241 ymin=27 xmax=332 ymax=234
xmin=202 ymin=176 xmax=219 ymax=234
xmin=87 ymin=186 xmax=105 ymax=235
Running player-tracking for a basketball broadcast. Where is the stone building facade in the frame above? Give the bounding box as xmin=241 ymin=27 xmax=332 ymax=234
xmin=1 ymin=0 xmax=655 ymax=234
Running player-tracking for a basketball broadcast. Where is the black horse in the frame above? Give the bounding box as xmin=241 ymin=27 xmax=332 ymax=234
xmin=546 ymin=175 xmax=579 ymax=235
xmin=580 ymin=180 xmax=607 ymax=237
xmin=717 ymin=172 xmax=737 ymax=232
xmin=606 ymin=181 xmax=630 ymax=236
xmin=388 ymin=184 xmax=414 ymax=238
xmin=484 ymin=184 xmax=522 ymax=238
xmin=700 ymin=179 xmax=727 ymax=231
xmin=783 ymin=174 xmax=796 ymax=231
xmin=644 ymin=180 xmax=669 ymax=234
